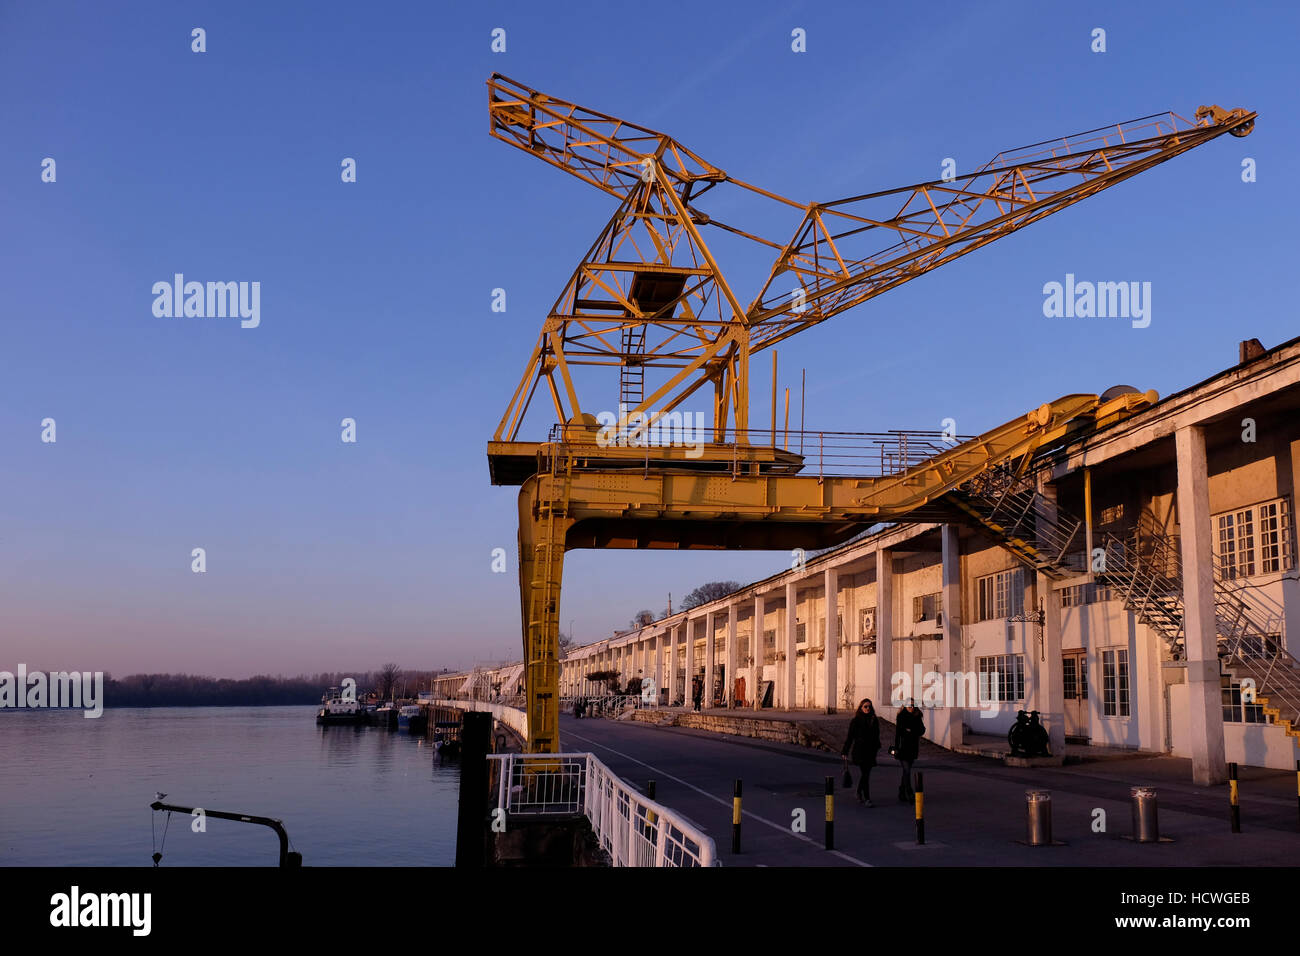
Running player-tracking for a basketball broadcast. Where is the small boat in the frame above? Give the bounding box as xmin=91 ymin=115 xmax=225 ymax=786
xmin=397 ymin=704 xmax=426 ymax=735
xmin=316 ymin=689 xmax=363 ymax=725
xmin=431 ymin=721 xmax=461 ymax=758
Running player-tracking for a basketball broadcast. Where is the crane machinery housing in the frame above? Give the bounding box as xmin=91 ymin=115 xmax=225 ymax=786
xmin=484 ymin=73 xmax=1255 ymax=753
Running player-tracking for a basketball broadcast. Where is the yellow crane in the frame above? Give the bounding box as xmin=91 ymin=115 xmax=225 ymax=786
xmin=485 ymin=73 xmax=1255 ymax=752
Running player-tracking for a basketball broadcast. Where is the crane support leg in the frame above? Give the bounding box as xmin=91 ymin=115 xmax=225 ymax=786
xmin=509 ymin=391 xmax=1157 ymax=751
xmin=517 ymin=487 xmax=574 ymax=753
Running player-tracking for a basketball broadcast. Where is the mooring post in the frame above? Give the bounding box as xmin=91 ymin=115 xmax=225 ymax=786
xmin=456 ymin=711 xmax=492 ymax=867
xmin=1228 ymin=762 xmax=1241 ymax=833
xmin=914 ymin=772 xmax=925 ymax=845
xmin=731 ymin=779 xmax=742 ymax=853
xmin=824 ymin=776 xmax=834 ymax=850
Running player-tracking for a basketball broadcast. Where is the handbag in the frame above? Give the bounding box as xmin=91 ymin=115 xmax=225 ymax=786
xmin=842 ymin=766 xmax=853 ymax=788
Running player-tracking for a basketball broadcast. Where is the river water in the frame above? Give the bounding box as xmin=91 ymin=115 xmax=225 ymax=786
xmin=0 ymin=706 xmax=459 ymax=866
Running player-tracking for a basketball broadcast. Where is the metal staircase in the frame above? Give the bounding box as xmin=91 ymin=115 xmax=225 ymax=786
xmin=949 ymin=470 xmax=1300 ymax=748
xmin=947 ymin=467 xmax=1085 ymax=579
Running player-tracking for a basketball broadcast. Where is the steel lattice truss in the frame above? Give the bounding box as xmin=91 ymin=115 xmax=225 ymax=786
xmin=488 ymin=73 xmax=1254 ymax=444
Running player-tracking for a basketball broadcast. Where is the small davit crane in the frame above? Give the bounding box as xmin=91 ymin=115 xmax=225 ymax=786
xmin=484 ymin=73 xmax=1254 ymax=752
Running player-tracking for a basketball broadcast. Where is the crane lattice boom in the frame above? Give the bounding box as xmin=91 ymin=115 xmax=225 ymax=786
xmin=488 ymin=73 xmax=1254 ymax=445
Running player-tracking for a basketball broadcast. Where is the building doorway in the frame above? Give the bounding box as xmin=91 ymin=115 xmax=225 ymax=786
xmin=1063 ymin=650 xmax=1089 ymax=741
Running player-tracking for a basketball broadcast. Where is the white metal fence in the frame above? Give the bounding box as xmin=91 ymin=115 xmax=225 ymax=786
xmin=489 ymin=752 xmax=717 ymax=867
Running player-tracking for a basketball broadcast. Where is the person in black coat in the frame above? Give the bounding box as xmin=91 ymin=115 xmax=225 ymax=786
xmin=841 ymin=698 xmax=882 ymax=806
xmin=893 ymin=697 xmax=926 ymax=802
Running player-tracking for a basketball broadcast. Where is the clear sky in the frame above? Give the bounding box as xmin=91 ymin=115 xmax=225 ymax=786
xmin=2 ymin=0 xmax=1296 ymax=677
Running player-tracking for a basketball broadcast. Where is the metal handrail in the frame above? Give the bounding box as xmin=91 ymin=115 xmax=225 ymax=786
xmin=959 ymin=477 xmax=1300 ymax=727
xmin=488 ymin=752 xmax=717 ymax=867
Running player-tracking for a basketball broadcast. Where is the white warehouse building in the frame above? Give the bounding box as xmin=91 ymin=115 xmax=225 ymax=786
xmin=556 ymin=337 xmax=1300 ymax=784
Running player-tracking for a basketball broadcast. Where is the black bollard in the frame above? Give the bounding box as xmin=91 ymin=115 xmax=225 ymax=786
xmin=647 ymin=779 xmax=656 ymax=800
xmin=914 ymin=772 xmax=925 ymax=845
xmin=732 ymin=780 xmax=742 ymax=853
xmin=1229 ymin=762 xmax=1241 ymax=833
xmin=824 ymin=776 xmax=835 ymax=850
xmin=455 ymin=711 xmax=492 ymax=867
xmin=1295 ymin=760 xmax=1299 ymax=828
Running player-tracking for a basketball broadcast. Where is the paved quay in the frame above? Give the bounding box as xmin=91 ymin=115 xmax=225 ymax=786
xmin=558 ymin=712 xmax=1300 ymax=867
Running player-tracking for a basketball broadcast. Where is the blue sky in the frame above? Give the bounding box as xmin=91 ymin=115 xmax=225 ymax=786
xmin=1 ymin=0 xmax=1296 ymax=677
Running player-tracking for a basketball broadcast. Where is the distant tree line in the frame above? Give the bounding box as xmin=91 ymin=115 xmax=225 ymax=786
xmin=101 ymin=667 xmax=451 ymax=708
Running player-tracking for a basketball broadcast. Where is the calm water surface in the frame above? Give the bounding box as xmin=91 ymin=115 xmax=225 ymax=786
xmin=0 ymin=706 xmax=459 ymax=866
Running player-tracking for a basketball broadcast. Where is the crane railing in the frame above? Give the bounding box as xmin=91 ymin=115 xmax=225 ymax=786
xmin=545 ymin=423 xmax=972 ymax=479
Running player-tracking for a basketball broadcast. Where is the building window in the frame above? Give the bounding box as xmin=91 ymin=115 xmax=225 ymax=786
xmin=1100 ymin=503 xmax=1125 ymax=524
xmin=1061 ymin=581 xmax=1117 ymax=607
xmin=860 ymin=607 xmax=876 ymax=654
xmin=1101 ymin=648 xmax=1130 ymax=717
xmin=976 ymin=569 xmax=1024 ymax=621
xmin=796 ymin=621 xmax=806 ymax=645
xmin=978 ymin=654 xmax=1025 ymax=702
xmin=1062 ymin=656 xmax=1088 ymax=700
xmin=1221 ymin=679 xmax=1265 ymax=724
xmin=763 ymin=628 xmax=776 ymax=664
xmin=1259 ymin=499 xmax=1292 ymax=574
xmin=1217 ymin=509 xmax=1256 ymax=579
xmin=912 ymin=591 xmax=943 ymax=625
xmin=1214 ymin=497 xmax=1292 ymax=579
xmin=811 ymin=613 xmax=843 ymax=649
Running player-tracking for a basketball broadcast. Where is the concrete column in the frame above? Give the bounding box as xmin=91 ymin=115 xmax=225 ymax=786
xmin=1037 ymin=576 xmax=1065 ymax=753
xmin=936 ymin=524 xmax=964 ymax=749
xmin=824 ymin=567 xmax=839 ymax=713
xmin=753 ymin=593 xmax=766 ymax=710
xmin=925 ymin=528 xmax=967 ymax=749
xmin=684 ymin=619 xmax=695 ymax=708
xmin=1176 ymin=424 xmax=1228 ymax=785
xmin=875 ymin=548 xmax=894 ymax=707
xmin=727 ymin=603 xmax=738 ymax=708
xmin=668 ymin=625 xmax=679 ymax=705
xmin=653 ymin=632 xmax=663 ymax=705
xmin=843 ymin=573 xmax=857 ymax=704
xmin=705 ymin=610 xmax=716 ymax=709
xmin=784 ymin=580 xmax=798 ymax=708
